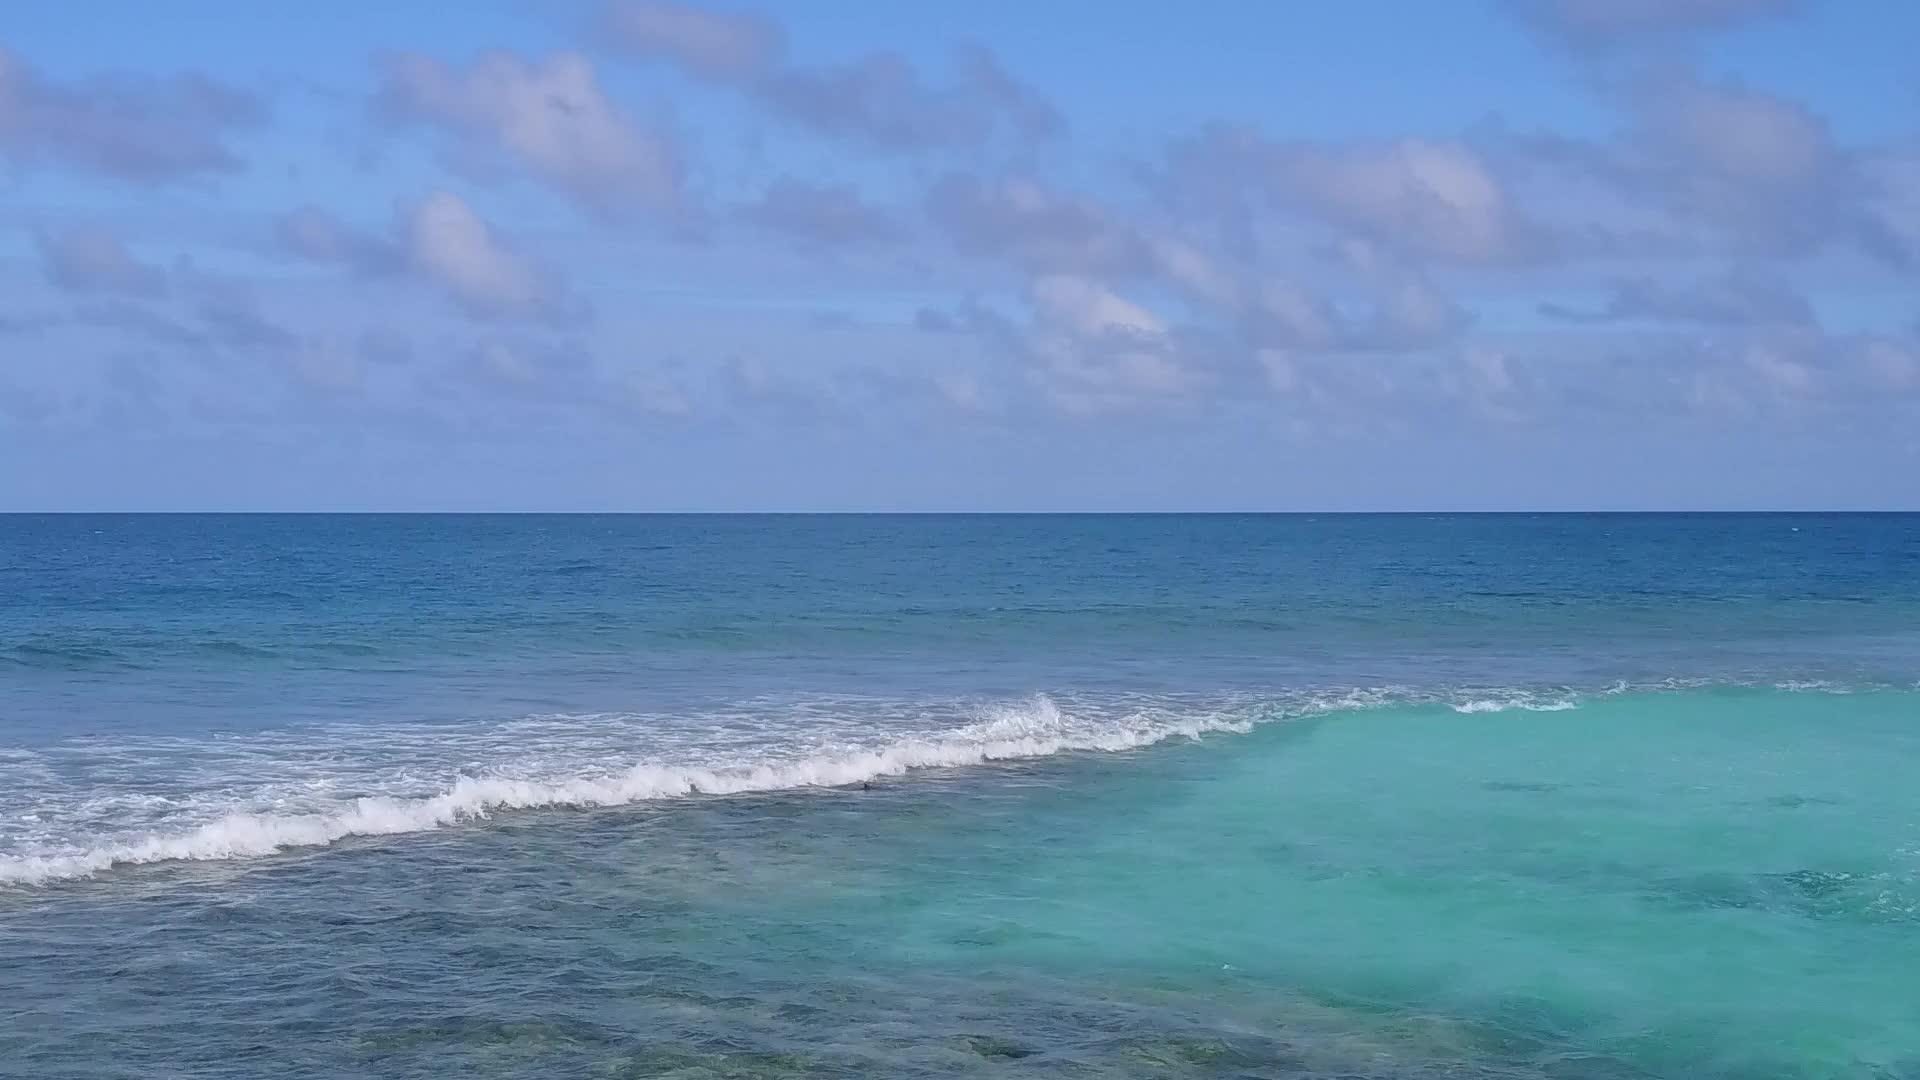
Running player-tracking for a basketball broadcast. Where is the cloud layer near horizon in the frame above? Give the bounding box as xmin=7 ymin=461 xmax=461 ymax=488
xmin=2 ymin=0 xmax=1916 ymax=508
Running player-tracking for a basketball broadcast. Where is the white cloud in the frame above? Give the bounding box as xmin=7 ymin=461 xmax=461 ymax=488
xmin=1647 ymin=75 xmax=1832 ymax=191
xmin=1465 ymin=346 xmax=1516 ymax=394
xmin=932 ymin=371 xmax=987 ymax=412
xmin=1512 ymin=0 xmax=1796 ymax=46
xmin=1862 ymin=339 xmax=1918 ymax=390
xmin=1149 ymin=236 xmax=1240 ymax=307
xmin=1019 ymin=276 xmax=1204 ymax=412
xmin=290 ymin=338 xmax=365 ymax=393
xmin=0 ymin=45 xmax=263 ymax=182
xmin=1030 ymin=275 xmax=1165 ymax=338
xmin=927 ymin=174 xmax=1140 ymax=273
xmin=1513 ymin=69 xmax=1905 ymax=265
xmin=739 ymin=179 xmax=898 ymax=249
xmin=1281 ymin=139 xmax=1531 ymax=263
xmin=599 ymin=5 xmax=1058 ymax=154
xmin=275 ymin=196 xmax=574 ymax=326
xmin=1255 ymin=280 xmax=1340 ymax=348
xmin=405 ymin=192 xmax=550 ymax=319
xmin=275 ymin=206 xmax=399 ymax=271
xmin=1744 ymin=342 xmax=1815 ymax=395
xmin=379 ymin=51 xmax=681 ymax=215
xmin=34 ymin=225 xmax=169 ymax=296
xmin=1178 ymin=131 xmax=1540 ymax=265
xmin=1376 ymin=278 xmax=1468 ymax=344
xmin=618 ymin=369 xmax=694 ymax=416
xmin=1257 ymin=348 xmax=1298 ymax=393
xmin=600 ymin=0 xmax=783 ymax=80
xmin=475 ymin=339 xmax=542 ymax=384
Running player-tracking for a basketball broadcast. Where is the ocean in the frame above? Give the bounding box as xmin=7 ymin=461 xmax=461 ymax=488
xmin=1 ymin=513 xmax=1917 ymax=1078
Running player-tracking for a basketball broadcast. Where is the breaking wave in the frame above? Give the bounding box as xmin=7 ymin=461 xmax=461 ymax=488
xmin=1449 ymin=693 xmax=1579 ymax=714
xmin=4 ymin=679 xmax=1893 ymax=888
xmin=0 ymin=696 xmax=1252 ymax=887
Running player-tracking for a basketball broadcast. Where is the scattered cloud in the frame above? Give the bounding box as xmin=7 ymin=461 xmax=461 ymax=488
xmin=1013 ymin=275 xmax=1206 ymax=413
xmin=6 ymin=1 xmax=1917 ymax=485
xmin=1493 ymin=69 xmax=1908 ymax=267
xmin=737 ymin=178 xmax=899 ymax=250
xmin=614 ymin=367 xmax=695 ymax=416
xmin=404 ymin=191 xmax=573 ymax=321
xmin=0 ymin=310 xmax=60 ymax=337
xmin=1509 ymin=0 xmax=1798 ymax=48
xmin=1641 ymin=73 xmax=1831 ymax=191
xmin=1031 ymin=274 xmax=1165 ymax=338
xmin=1861 ymin=338 xmax=1918 ymax=391
xmin=287 ymin=337 xmax=369 ymax=394
xmin=931 ymin=369 xmax=988 ymax=412
xmin=927 ymin=173 xmax=1142 ymax=273
xmin=1635 ymin=72 xmax=1906 ymax=265
xmin=757 ymin=52 xmax=1004 ymax=152
xmin=951 ymin=43 xmax=1065 ymax=142
xmin=376 ymin=50 xmax=683 ymax=216
xmin=1541 ymin=268 xmax=1816 ymax=326
xmin=1172 ymin=131 xmax=1549 ymax=265
xmin=0 ymin=46 xmax=264 ymax=181
xmin=356 ymin=328 xmax=414 ymax=368
xmin=599 ymin=2 xmax=1059 ymax=153
xmin=913 ymin=307 xmax=957 ymax=334
xmin=598 ymin=0 xmax=784 ymax=81
xmin=34 ymin=225 xmax=170 ymax=296
xmin=274 ymin=206 xmax=402 ymax=272
xmin=273 ymin=194 xmax=580 ymax=325
xmin=195 ymin=285 xmax=299 ymax=351
xmin=1246 ymin=279 xmax=1342 ymax=349
xmin=1369 ymin=278 xmax=1473 ymax=347
xmin=68 ymin=300 xmax=206 ymax=349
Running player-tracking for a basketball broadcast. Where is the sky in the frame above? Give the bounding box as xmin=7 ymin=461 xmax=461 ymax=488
xmin=2 ymin=0 xmax=1918 ymax=511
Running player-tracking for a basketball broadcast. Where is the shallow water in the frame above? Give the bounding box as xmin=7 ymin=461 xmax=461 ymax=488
xmin=3 ymin=514 xmax=1918 ymax=1077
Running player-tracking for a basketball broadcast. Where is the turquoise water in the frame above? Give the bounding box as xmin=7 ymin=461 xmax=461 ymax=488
xmin=3 ymin=515 xmax=1918 ymax=1077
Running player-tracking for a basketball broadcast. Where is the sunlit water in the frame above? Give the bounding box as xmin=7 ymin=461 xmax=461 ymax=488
xmin=3 ymin=514 xmax=1917 ymax=1078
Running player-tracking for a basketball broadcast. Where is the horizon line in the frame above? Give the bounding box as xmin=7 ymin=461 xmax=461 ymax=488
xmin=4 ymin=509 xmax=1919 ymax=516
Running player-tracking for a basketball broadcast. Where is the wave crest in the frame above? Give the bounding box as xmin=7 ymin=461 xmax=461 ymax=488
xmin=8 ymin=679 xmax=1889 ymax=888
xmin=0 ymin=696 xmax=1250 ymax=887
xmin=1449 ymin=694 xmax=1579 ymax=714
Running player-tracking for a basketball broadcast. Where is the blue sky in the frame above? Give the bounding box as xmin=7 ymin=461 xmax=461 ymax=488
xmin=3 ymin=0 xmax=1918 ymax=510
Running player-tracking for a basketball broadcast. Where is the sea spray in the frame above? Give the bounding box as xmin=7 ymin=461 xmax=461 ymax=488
xmin=0 ymin=695 xmax=1257 ymax=885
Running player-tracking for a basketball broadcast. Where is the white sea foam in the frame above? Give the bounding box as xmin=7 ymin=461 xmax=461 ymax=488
xmin=1774 ymin=679 xmax=1854 ymax=694
xmin=17 ymin=681 xmax=1841 ymax=887
xmin=1449 ymin=694 xmax=1579 ymax=714
xmin=0 ymin=696 xmax=1252 ymax=887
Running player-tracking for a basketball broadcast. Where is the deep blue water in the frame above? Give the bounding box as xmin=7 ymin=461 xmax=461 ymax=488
xmin=3 ymin=514 xmax=1918 ymax=1078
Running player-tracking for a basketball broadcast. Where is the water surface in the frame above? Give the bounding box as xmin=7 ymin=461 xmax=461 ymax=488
xmin=3 ymin=513 xmax=1917 ymax=1078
